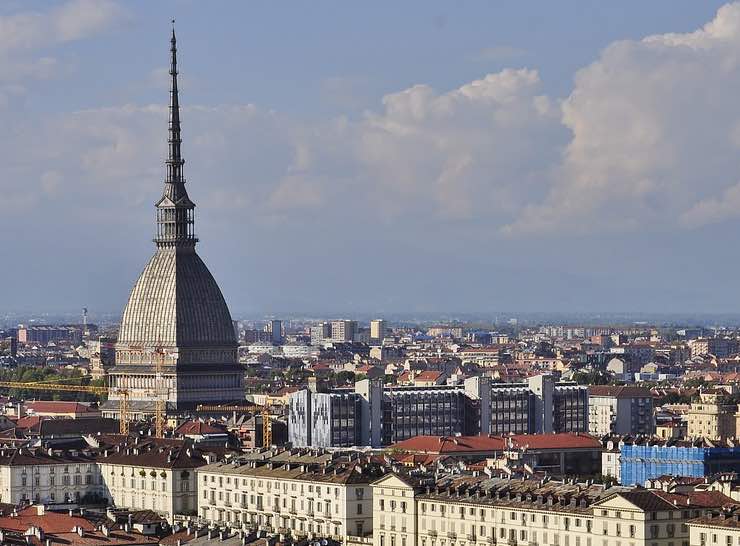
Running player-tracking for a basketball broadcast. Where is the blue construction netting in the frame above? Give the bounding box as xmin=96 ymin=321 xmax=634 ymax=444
xmin=620 ymin=444 xmax=707 ymax=486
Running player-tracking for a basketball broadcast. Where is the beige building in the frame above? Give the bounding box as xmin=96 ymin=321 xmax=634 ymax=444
xmin=688 ymin=509 xmax=740 ymax=546
xmin=372 ymin=473 xmax=732 ymax=546
xmin=687 ymin=390 xmax=738 ymax=441
xmin=0 ymin=438 xmax=203 ymax=523
xmin=197 ymin=455 xmax=382 ymax=540
xmin=371 ymin=320 xmax=387 ymax=341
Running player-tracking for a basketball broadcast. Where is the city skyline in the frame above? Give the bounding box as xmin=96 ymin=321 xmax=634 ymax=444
xmin=3 ymin=1 xmax=740 ymax=314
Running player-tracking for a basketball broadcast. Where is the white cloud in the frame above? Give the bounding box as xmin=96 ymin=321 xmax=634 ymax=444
xmin=0 ymin=1 xmax=125 ymax=96
xmin=6 ymin=1 xmax=740 ymax=245
xmin=505 ymin=2 xmax=740 ymax=235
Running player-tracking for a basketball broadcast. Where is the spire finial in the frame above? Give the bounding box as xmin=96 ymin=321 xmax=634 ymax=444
xmin=155 ymin=22 xmax=196 ymax=249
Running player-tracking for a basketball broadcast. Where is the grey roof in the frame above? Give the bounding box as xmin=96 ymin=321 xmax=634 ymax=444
xmin=117 ymin=248 xmax=236 ymax=348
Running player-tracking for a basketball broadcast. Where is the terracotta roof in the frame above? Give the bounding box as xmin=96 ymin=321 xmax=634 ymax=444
xmin=274 ymin=386 xmax=299 ymax=396
xmin=0 ymin=506 xmax=93 ymax=533
xmin=175 ymin=420 xmax=226 ymax=436
xmin=391 ymin=433 xmax=602 ymax=454
xmin=653 ymin=490 xmax=737 ymax=509
xmin=14 ymin=416 xmax=41 ymax=430
xmin=605 ymin=490 xmax=677 ymax=511
xmin=25 ymin=401 xmax=98 ymax=414
xmin=588 ymin=385 xmax=652 ymax=398
xmin=414 ymin=371 xmax=444 ymax=382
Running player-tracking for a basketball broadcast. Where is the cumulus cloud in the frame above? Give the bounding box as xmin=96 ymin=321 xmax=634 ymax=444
xmin=505 ymin=2 xmax=740 ymax=235
xmin=6 ymin=1 xmax=740 ymax=245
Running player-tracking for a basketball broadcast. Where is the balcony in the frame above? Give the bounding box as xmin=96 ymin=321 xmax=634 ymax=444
xmin=224 ymin=501 xmax=232 ymax=507
xmin=379 ymin=524 xmax=386 ymax=530
xmin=208 ymin=499 xmax=216 ymax=506
xmin=447 ymin=532 xmax=457 ymax=539
xmin=428 ymin=530 xmax=438 ymax=537
xmin=467 ymin=534 xmax=477 ymax=542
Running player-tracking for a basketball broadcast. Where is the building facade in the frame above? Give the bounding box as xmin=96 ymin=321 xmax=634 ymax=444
xmin=331 ymin=320 xmax=358 ymax=342
xmin=0 ymin=438 xmax=203 ymax=522
xmin=371 ymin=320 xmax=387 ymax=342
xmin=197 ymin=455 xmax=382 ymax=539
xmin=588 ymin=386 xmax=654 ymax=436
xmin=687 ymin=391 xmax=739 ymax=441
xmin=288 ymin=376 xmax=588 ymax=448
xmin=372 ymin=473 xmax=729 ymax=546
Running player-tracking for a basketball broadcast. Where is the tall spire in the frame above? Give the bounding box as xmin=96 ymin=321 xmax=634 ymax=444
xmin=155 ymin=21 xmax=196 ymax=249
xmin=167 ymin=20 xmax=182 ymax=181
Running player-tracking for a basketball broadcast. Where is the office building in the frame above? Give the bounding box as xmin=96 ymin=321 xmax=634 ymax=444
xmin=266 ymin=320 xmax=283 ymax=344
xmin=288 ymin=375 xmax=587 ymax=448
xmin=16 ymin=325 xmax=87 ymax=345
xmin=104 ymin=29 xmax=244 ymax=416
xmin=487 ymin=375 xmax=588 ymax=435
xmin=588 ymin=385 xmax=654 ymax=436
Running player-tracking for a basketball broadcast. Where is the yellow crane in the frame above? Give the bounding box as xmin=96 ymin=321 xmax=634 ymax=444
xmin=0 ymin=380 xmax=130 ymax=434
xmin=262 ymin=407 xmax=272 ymax=447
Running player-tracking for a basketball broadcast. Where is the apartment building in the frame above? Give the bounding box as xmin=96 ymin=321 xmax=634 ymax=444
xmin=96 ymin=438 xmax=202 ymax=520
xmin=0 ymin=438 xmax=205 ymax=523
xmin=588 ymin=385 xmax=654 ymax=436
xmin=371 ymin=320 xmax=388 ymax=341
xmin=197 ymin=454 xmax=384 ymax=540
xmin=0 ymin=447 xmax=104 ymax=506
xmin=687 ymin=391 xmax=739 ymax=441
xmin=332 ymin=320 xmax=358 ymax=342
xmin=372 ymin=473 xmax=733 ymax=546
xmin=688 ymin=508 xmax=740 ymax=546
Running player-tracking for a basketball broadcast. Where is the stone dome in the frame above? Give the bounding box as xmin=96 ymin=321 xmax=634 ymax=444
xmin=117 ymin=247 xmax=236 ymax=348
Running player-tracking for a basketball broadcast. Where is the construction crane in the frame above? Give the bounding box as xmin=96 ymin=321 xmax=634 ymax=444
xmin=0 ymin=380 xmax=130 ymax=434
xmin=153 ymin=347 xmax=167 ymax=439
xmin=262 ymin=407 xmax=272 ymax=447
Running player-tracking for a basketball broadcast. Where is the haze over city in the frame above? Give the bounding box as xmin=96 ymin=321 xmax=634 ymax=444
xmin=1 ymin=0 xmax=740 ymax=316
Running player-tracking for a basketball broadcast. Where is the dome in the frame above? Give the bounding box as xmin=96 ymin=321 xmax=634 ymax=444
xmin=117 ymin=248 xmax=236 ymax=348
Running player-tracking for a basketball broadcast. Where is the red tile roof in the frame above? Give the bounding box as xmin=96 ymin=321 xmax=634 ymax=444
xmin=175 ymin=420 xmax=226 ymax=436
xmin=653 ymin=490 xmax=737 ymax=509
xmin=588 ymin=385 xmax=653 ymax=398
xmin=25 ymin=401 xmax=98 ymax=414
xmin=414 ymin=371 xmax=444 ymax=382
xmin=391 ymin=433 xmax=602 ymax=454
xmin=14 ymin=416 xmax=41 ymax=430
xmin=0 ymin=506 xmax=94 ymax=533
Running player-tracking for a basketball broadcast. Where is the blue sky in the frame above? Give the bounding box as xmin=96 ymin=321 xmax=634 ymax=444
xmin=1 ymin=0 xmax=739 ymax=317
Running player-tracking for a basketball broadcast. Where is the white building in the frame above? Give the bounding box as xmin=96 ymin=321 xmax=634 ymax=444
xmin=197 ymin=454 xmax=382 ymax=539
xmin=0 ymin=438 xmax=205 ymax=523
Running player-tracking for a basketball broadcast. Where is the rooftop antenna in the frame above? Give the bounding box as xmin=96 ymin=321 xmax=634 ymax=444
xmin=82 ymin=308 xmax=88 ymax=328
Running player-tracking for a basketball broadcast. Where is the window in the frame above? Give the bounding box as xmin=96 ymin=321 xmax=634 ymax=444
xmin=357 ymin=504 xmax=363 ymax=515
